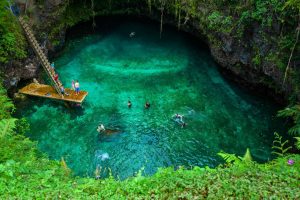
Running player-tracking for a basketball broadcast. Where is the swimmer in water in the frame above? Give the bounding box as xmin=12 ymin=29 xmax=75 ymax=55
xmin=97 ymin=124 xmax=105 ymax=133
xmin=173 ymin=113 xmax=186 ymax=127
xmin=173 ymin=113 xmax=184 ymax=121
xmin=181 ymin=122 xmax=187 ymax=128
xmin=129 ymin=32 xmax=136 ymax=38
xmin=145 ymin=101 xmax=150 ymax=109
xmin=128 ymin=100 xmax=132 ymax=108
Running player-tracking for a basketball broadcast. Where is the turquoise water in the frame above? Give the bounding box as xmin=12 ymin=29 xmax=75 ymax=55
xmin=17 ymin=18 xmax=284 ymax=179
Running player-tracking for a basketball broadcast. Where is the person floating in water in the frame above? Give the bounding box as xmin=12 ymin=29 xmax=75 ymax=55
xmin=181 ymin=122 xmax=187 ymax=128
xmin=172 ymin=113 xmax=186 ymax=128
xmin=145 ymin=101 xmax=150 ymax=109
xmin=97 ymin=124 xmax=106 ymax=133
xmin=173 ymin=113 xmax=184 ymax=121
xmin=129 ymin=32 xmax=136 ymax=38
xmin=128 ymin=100 xmax=132 ymax=108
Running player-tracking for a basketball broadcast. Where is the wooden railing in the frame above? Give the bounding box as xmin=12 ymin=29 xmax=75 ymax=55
xmin=18 ymin=16 xmax=62 ymax=95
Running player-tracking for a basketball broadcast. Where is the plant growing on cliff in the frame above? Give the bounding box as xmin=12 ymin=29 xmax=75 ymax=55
xmin=147 ymin=0 xmax=152 ymax=14
xmin=278 ymin=105 xmax=300 ymax=149
xmin=0 ymin=0 xmax=26 ymax=63
xmin=283 ymin=17 xmax=299 ymax=85
xmin=0 ymin=85 xmax=15 ymax=119
xmin=207 ymin=11 xmax=233 ymax=33
xmin=278 ymin=105 xmax=300 ymax=135
xmin=159 ymin=0 xmax=165 ymax=38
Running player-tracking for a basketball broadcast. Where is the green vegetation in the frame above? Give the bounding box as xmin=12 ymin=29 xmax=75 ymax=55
xmin=278 ymin=105 xmax=300 ymax=150
xmin=0 ymin=1 xmax=26 ymax=63
xmin=272 ymin=132 xmax=293 ymax=157
xmin=0 ymin=82 xmax=299 ymax=198
xmin=14 ymin=0 xmax=298 ymax=93
xmin=0 ymin=0 xmax=300 ymax=198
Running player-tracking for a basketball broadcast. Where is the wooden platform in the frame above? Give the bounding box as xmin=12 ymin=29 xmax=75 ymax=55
xmin=19 ymin=83 xmax=88 ymax=104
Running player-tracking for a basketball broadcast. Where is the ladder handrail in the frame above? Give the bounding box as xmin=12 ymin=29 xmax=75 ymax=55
xmin=18 ymin=16 xmax=62 ymax=95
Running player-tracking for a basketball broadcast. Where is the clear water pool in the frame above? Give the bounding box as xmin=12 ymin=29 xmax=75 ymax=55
xmin=16 ymin=17 xmax=284 ymax=179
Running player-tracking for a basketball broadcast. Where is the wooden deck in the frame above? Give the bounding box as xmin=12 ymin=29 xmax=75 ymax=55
xmin=19 ymin=83 xmax=88 ymax=104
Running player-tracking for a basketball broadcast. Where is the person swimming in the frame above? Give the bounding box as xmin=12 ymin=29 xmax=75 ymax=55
xmin=145 ymin=101 xmax=150 ymax=109
xmin=129 ymin=32 xmax=136 ymax=38
xmin=172 ymin=113 xmax=186 ymax=127
xmin=181 ymin=122 xmax=187 ymax=128
xmin=173 ymin=113 xmax=184 ymax=122
xmin=97 ymin=124 xmax=105 ymax=133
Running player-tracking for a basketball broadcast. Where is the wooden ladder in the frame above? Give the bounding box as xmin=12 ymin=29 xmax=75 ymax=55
xmin=18 ymin=16 xmax=62 ymax=95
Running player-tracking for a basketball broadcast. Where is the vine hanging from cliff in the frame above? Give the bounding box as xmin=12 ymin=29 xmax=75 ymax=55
xmin=159 ymin=0 xmax=165 ymax=38
xmin=283 ymin=13 xmax=300 ymax=86
xmin=91 ymin=0 xmax=96 ymax=29
xmin=148 ymin=0 xmax=152 ymax=14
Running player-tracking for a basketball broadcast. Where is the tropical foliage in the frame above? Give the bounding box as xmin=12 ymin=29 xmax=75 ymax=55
xmin=278 ymin=104 xmax=300 ymax=149
xmin=272 ymin=132 xmax=292 ymax=156
xmin=0 ymin=0 xmax=26 ymax=63
xmin=0 ymin=82 xmax=299 ymax=198
xmin=0 ymin=0 xmax=299 ymax=198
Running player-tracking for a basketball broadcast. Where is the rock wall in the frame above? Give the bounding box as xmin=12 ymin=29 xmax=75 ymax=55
xmin=4 ymin=0 xmax=298 ymax=103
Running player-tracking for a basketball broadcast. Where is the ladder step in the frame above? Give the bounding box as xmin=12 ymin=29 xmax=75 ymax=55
xmin=19 ymin=16 xmax=62 ymax=95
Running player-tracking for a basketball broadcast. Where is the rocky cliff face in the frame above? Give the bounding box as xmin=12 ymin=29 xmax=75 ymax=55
xmin=3 ymin=0 xmax=68 ymax=94
xmin=5 ymin=0 xmax=298 ymax=103
xmin=141 ymin=7 xmax=292 ymax=103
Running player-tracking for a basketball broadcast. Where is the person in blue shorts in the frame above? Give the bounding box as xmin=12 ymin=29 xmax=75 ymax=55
xmin=75 ymin=80 xmax=80 ymax=95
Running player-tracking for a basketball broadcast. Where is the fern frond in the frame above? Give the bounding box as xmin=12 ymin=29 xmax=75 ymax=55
xmin=281 ymin=140 xmax=290 ymax=146
xmin=295 ymin=137 xmax=300 ymax=150
xmin=277 ymin=106 xmax=300 ymax=118
xmin=0 ymin=118 xmax=17 ymax=137
xmin=271 ymin=132 xmax=292 ymax=157
xmin=272 ymin=140 xmax=282 ymax=145
xmin=288 ymin=124 xmax=300 ymax=135
xmin=271 ymin=151 xmax=283 ymax=157
xmin=282 ymin=147 xmax=292 ymax=153
xmin=0 ymin=86 xmax=15 ymax=119
xmin=271 ymin=146 xmax=282 ymax=151
xmin=217 ymin=151 xmax=241 ymax=164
